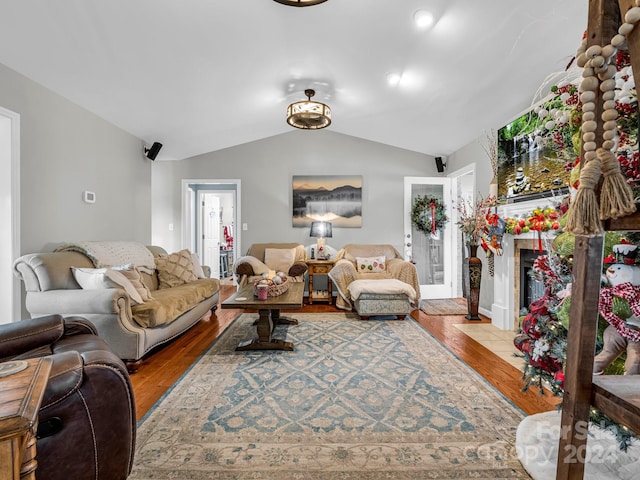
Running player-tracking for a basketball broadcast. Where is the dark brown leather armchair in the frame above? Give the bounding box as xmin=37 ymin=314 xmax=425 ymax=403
xmin=0 ymin=315 xmax=136 ymax=480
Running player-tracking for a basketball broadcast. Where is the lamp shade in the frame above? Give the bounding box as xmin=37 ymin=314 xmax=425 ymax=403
xmin=287 ymin=89 xmax=331 ymax=130
xmin=309 ymin=221 xmax=332 ymax=238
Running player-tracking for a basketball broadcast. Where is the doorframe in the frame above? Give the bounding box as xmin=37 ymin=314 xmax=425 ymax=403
xmin=181 ymin=179 xmax=241 ymax=277
xmin=404 ymin=176 xmax=454 ymax=299
xmin=197 ymin=191 xmax=221 ymax=278
xmin=0 ymin=106 xmax=20 ymax=322
xmin=447 ymin=163 xmax=476 ymax=297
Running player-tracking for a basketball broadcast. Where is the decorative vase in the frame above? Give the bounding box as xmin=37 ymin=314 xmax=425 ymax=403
xmin=489 ymin=175 xmax=498 ymax=198
xmin=464 ymin=244 xmax=482 ymax=320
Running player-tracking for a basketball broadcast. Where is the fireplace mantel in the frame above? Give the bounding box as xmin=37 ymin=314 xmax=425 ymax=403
xmin=491 ymin=196 xmax=564 ymax=330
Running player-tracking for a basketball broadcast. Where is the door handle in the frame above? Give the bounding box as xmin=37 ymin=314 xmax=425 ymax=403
xmin=406 ymin=243 xmax=411 ymax=247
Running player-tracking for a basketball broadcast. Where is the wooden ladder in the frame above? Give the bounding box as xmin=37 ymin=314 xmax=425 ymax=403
xmin=556 ymin=1 xmax=640 ymax=478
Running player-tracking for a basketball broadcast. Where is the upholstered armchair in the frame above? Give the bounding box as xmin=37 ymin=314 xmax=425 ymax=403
xmin=0 ymin=314 xmax=136 ymax=480
xmin=234 ymin=243 xmax=308 ymax=287
xmin=328 ymin=244 xmax=420 ymax=314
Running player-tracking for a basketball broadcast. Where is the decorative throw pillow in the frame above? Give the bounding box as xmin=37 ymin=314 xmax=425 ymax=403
xmin=72 ymin=267 xmax=144 ymax=305
xmin=190 ymin=252 xmax=206 ymax=279
xmin=155 ymin=249 xmax=198 ymax=289
xmin=264 ymin=248 xmax=296 ymax=272
xmin=118 ymin=267 xmax=154 ymax=302
xmin=356 ymin=256 xmax=386 ymax=273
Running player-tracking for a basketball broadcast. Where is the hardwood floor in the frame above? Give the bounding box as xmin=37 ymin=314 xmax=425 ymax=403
xmin=130 ymin=285 xmax=559 ymax=420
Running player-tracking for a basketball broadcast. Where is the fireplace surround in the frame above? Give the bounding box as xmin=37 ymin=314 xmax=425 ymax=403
xmin=492 ymin=197 xmax=561 ymax=330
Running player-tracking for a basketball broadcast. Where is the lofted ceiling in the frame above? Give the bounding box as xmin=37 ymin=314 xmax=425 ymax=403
xmin=0 ymin=0 xmax=587 ymax=161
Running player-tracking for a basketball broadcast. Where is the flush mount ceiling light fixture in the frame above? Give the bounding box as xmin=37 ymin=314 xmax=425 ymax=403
xmin=273 ymin=0 xmax=328 ymax=6
xmin=286 ymin=89 xmax=332 ymax=130
xmin=414 ymin=9 xmax=435 ymax=29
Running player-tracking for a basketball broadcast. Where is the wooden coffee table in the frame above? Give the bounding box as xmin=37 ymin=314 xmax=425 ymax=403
xmin=221 ymin=282 xmax=304 ymax=351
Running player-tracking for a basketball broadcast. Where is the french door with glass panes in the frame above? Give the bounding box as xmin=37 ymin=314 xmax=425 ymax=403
xmin=404 ymin=177 xmax=454 ymax=299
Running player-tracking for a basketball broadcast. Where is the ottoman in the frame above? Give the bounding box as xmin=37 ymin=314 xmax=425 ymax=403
xmin=347 ymin=279 xmax=415 ymax=319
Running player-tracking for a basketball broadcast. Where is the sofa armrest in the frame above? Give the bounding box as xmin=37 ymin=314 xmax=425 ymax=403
xmin=386 ymin=258 xmax=420 ymax=305
xmin=288 ymin=261 xmax=308 ymax=277
xmin=25 ymin=289 xmax=130 ymax=316
xmin=331 ymin=259 xmax=358 ymax=277
xmin=202 ymin=265 xmax=211 ymax=278
xmin=386 ymin=257 xmax=409 ymax=276
xmin=0 ymin=314 xmax=64 ymax=359
xmin=235 ymin=255 xmax=270 ymax=277
xmin=40 ymin=350 xmax=84 ymax=408
xmin=386 ymin=258 xmax=418 ymax=280
xmin=63 ymin=316 xmax=98 ymax=336
xmin=40 ymin=348 xmax=130 ymax=420
xmin=328 ymin=259 xmax=359 ymax=310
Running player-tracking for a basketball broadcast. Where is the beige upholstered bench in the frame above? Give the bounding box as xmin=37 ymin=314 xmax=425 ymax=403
xmin=347 ymin=279 xmax=415 ymax=319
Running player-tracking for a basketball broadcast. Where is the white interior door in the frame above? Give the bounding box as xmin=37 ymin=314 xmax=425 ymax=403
xmin=198 ymin=192 xmax=220 ymax=279
xmin=404 ymin=177 xmax=454 ymax=299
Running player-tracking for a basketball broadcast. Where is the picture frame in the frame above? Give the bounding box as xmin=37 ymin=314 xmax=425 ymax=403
xmin=292 ymin=175 xmax=362 ymax=227
xmin=497 ymin=91 xmax=574 ymax=202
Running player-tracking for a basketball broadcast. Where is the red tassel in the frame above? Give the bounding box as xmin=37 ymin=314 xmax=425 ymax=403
xmin=537 ymin=232 xmax=543 ymax=252
xmin=430 ymin=202 xmax=436 ymax=235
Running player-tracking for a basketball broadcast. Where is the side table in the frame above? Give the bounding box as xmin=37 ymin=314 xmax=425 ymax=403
xmin=0 ymin=357 xmax=52 ymax=480
xmin=306 ymin=259 xmax=335 ymax=304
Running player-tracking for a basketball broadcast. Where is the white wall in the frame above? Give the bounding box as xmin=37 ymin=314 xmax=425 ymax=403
xmin=152 ymin=130 xmax=438 ymax=257
xmin=0 ymin=62 xmax=151 ymax=255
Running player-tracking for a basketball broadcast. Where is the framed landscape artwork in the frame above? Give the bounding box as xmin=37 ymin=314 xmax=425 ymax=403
xmin=292 ymin=175 xmax=362 ymax=227
xmin=497 ymin=91 xmax=574 ymax=202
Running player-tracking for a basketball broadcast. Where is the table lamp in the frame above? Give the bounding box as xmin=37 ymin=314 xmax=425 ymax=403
xmin=309 ymin=221 xmax=332 ymax=259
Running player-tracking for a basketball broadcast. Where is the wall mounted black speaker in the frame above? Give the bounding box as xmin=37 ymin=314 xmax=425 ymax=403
xmin=435 ymin=156 xmax=446 ymax=173
xmin=144 ymin=142 xmax=163 ymax=161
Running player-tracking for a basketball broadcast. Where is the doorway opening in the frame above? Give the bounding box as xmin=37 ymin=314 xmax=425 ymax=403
xmin=182 ymin=180 xmax=240 ymax=284
xmin=450 ymin=165 xmax=476 ymax=297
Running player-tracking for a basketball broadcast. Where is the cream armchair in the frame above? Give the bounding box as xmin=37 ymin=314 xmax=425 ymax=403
xmin=234 ymin=243 xmax=308 ymax=287
xmin=328 ymin=244 xmax=420 ymax=313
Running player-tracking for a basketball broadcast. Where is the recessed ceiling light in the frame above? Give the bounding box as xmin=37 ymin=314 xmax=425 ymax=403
xmin=414 ymin=9 xmax=434 ymax=29
xmin=387 ymin=73 xmax=402 ymax=86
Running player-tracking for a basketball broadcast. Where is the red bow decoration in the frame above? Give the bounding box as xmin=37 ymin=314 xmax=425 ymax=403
xmin=430 ymin=202 xmax=436 ymax=235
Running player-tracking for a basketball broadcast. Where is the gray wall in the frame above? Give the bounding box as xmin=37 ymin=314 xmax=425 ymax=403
xmin=151 ymin=130 xmax=438 ymax=257
xmin=0 ymin=62 xmax=151 ymax=255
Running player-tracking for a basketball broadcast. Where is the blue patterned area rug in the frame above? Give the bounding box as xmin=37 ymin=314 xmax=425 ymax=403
xmin=130 ymin=313 xmax=529 ymax=479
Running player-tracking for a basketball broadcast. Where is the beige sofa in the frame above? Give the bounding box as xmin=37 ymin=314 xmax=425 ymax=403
xmin=234 ymin=242 xmax=308 ymax=287
xmin=328 ymin=244 xmax=420 ymax=317
xmin=13 ymin=243 xmax=219 ymax=370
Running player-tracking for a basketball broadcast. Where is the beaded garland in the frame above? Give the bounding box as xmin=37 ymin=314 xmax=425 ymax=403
xmin=565 ymin=2 xmax=640 ymax=234
xmin=575 ymin=4 xmax=640 ymax=157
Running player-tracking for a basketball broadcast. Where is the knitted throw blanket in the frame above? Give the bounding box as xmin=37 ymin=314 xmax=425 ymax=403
xmin=55 ymin=241 xmax=156 ymax=274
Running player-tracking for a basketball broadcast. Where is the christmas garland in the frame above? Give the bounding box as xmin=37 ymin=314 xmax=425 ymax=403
xmin=411 ymin=196 xmax=448 ymax=235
